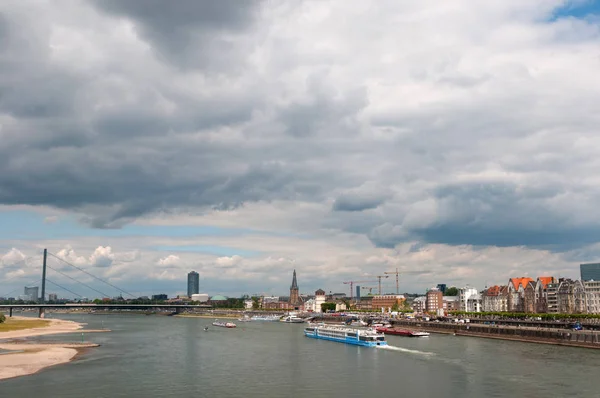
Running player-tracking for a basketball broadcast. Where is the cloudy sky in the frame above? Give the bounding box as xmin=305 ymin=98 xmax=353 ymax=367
xmin=1 ymin=0 xmax=600 ymax=299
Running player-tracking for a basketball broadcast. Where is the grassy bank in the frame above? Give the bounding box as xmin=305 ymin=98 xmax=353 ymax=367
xmin=0 ymin=318 xmax=51 ymax=332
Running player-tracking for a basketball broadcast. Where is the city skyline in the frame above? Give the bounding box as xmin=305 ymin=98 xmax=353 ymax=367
xmin=2 ymin=1 xmax=600 ymax=296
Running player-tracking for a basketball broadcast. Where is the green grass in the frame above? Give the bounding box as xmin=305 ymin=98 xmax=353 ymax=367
xmin=0 ymin=318 xmax=51 ymax=332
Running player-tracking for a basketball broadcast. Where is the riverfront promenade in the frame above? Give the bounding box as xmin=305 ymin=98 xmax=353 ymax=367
xmin=390 ymin=319 xmax=600 ymax=349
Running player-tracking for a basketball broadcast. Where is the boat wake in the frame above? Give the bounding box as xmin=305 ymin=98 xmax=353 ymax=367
xmin=377 ymin=345 xmax=435 ymax=356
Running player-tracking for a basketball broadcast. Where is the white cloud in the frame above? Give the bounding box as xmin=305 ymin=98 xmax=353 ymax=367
xmin=0 ymin=248 xmax=27 ymax=268
xmin=1 ymin=1 xmax=599 ymax=296
xmin=215 ymin=255 xmax=243 ymax=269
xmin=157 ymin=255 xmax=181 ymax=268
xmin=56 ymin=245 xmax=88 ymax=267
xmin=90 ymin=246 xmax=115 ymax=268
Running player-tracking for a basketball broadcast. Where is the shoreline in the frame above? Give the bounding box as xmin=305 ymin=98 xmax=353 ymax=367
xmin=406 ymin=325 xmax=600 ymax=349
xmin=0 ymin=316 xmax=107 ymax=380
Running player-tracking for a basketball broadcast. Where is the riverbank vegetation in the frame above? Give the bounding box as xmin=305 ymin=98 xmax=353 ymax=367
xmin=0 ymin=317 xmax=50 ymax=332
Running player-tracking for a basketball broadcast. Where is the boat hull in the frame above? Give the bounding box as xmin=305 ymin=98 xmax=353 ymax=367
xmin=376 ymin=327 xmax=429 ymax=337
xmin=212 ymin=322 xmax=237 ymax=328
xmin=304 ymin=328 xmax=388 ymax=347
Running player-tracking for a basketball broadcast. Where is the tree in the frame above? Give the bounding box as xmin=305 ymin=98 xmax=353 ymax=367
xmin=321 ymin=302 xmax=336 ymax=312
xmin=0 ymin=313 xmax=5 ymax=324
xmin=444 ymin=287 xmax=459 ymax=296
xmin=391 ymin=302 xmax=400 ymax=312
xmin=252 ymin=297 xmax=260 ymax=310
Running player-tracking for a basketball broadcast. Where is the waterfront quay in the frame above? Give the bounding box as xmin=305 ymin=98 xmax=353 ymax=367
xmin=391 ymin=319 xmax=600 ymax=348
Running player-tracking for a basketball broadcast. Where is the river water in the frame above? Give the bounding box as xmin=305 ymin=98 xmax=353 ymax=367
xmin=1 ymin=313 xmax=599 ymax=397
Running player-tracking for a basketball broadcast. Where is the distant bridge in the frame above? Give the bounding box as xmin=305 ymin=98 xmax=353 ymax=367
xmin=0 ymin=303 xmax=212 ymax=318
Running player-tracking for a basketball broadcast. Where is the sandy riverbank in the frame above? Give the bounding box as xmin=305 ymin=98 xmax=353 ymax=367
xmin=0 ymin=317 xmax=108 ymax=380
xmin=0 ymin=342 xmax=99 ymax=380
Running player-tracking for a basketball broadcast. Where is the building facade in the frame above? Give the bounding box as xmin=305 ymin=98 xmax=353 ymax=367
xmin=581 ymin=263 xmax=600 ymax=281
xmin=426 ymin=288 xmax=443 ymax=312
xmin=459 ymin=287 xmax=478 ymax=312
xmin=546 ymin=282 xmax=559 ymax=313
xmin=443 ymin=296 xmax=459 ymax=312
xmin=24 ymin=286 xmax=39 ymax=302
xmin=372 ymin=295 xmax=405 ymax=311
xmin=534 ymin=277 xmax=556 ymax=313
xmin=557 ymin=279 xmax=587 ymax=314
xmin=584 ymin=280 xmax=600 ymax=314
xmin=507 ymin=277 xmax=534 ymax=312
xmin=481 ymin=285 xmax=508 ymax=312
xmin=187 ymin=271 xmax=199 ymax=297
xmin=412 ymin=296 xmax=426 ymax=313
xmin=523 ymin=282 xmax=536 ymax=313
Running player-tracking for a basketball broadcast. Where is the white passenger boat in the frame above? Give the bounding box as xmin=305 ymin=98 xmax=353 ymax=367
xmin=212 ymin=320 xmax=237 ymax=328
xmin=304 ymin=325 xmax=388 ymax=347
xmin=281 ymin=315 xmax=305 ymax=323
xmin=250 ymin=315 xmax=281 ymax=322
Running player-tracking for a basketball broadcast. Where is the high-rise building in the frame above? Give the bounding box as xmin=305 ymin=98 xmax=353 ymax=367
xmin=289 ymin=269 xmax=300 ymax=306
xmin=187 ymin=271 xmax=199 ymax=297
xmin=581 ymin=263 xmax=600 ymax=281
xmin=436 ymin=284 xmax=447 ymax=294
xmin=48 ymin=293 xmax=58 ymax=302
xmin=24 ymin=286 xmax=39 ymax=302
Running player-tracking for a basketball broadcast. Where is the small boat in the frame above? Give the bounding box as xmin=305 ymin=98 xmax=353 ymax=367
xmin=304 ymin=325 xmax=387 ymax=347
xmin=375 ymin=327 xmax=430 ymax=337
xmin=281 ymin=315 xmax=305 ymax=323
xmin=250 ymin=315 xmax=281 ymax=322
xmin=204 ymin=326 xmax=209 ymax=331
xmin=237 ymin=315 xmax=252 ymax=322
xmin=349 ymin=320 xmax=368 ymax=327
xmin=212 ymin=320 xmax=237 ymax=328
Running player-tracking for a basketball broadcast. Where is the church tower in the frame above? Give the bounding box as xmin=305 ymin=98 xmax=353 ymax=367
xmin=289 ymin=269 xmax=300 ymax=306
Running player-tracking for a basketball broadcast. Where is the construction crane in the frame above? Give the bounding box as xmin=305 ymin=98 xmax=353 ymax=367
xmin=384 ymin=268 xmax=431 ymax=294
xmin=376 ymin=275 xmax=389 ymax=295
xmin=342 ymin=280 xmax=376 ymax=301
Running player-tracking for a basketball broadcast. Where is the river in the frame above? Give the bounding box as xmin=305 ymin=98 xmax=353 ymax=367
xmin=1 ymin=313 xmax=598 ymax=397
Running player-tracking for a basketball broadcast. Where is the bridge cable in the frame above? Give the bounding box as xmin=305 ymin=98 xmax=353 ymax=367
xmin=48 ymin=252 xmax=136 ymax=298
xmin=45 ymin=264 xmax=110 ymax=298
xmin=45 ymin=278 xmax=83 ymax=298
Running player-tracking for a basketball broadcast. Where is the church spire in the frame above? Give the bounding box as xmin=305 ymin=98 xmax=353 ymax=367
xmin=291 ymin=269 xmax=298 ymax=289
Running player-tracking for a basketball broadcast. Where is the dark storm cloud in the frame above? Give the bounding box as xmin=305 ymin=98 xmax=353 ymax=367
xmin=0 ymin=1 xmax=346 ymax=227
xmin=1 ymin=0 xmax=600 ymax=258
xmin=91 ymin=0 xmax=263 ymax=68
xmin=364 ymin=180 xmax=600 ymax=249
xmin=332 ymin=194 xmax=385 ymax=212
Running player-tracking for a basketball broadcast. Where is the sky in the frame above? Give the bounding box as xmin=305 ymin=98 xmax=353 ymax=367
xmin=1 ymin=0 xmax=600 ymax=299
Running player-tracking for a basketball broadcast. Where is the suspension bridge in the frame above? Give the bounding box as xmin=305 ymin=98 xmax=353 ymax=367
xmin=0 ymin=249 xmax=210 ymax=317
